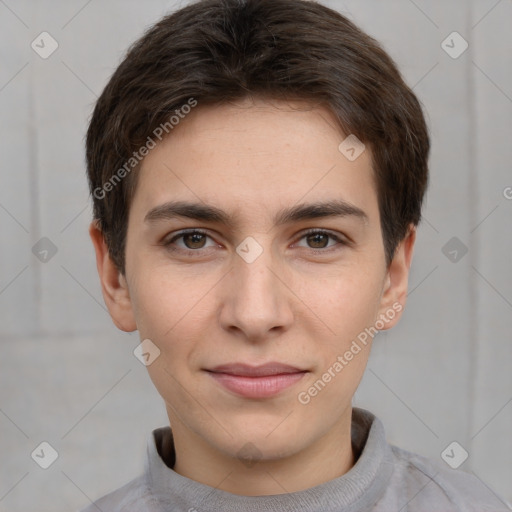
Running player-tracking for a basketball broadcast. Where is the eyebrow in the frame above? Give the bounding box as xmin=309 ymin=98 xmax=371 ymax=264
xmin=144 ymin=199 xmax=368 ymax=227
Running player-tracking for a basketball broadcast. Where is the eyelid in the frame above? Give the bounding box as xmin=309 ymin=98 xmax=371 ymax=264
xmin=293 ymin=228 xmax=348 ymax=251
xmin=164 ymin=228 xmax=216 ymax=246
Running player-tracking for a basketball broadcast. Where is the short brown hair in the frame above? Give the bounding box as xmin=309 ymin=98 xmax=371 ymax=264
xmin=86 ymin=0 xmax=430 ymax=273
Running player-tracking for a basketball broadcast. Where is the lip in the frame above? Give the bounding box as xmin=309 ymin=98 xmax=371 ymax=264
xmin=205 ymin=363 xmax=308 ymax=398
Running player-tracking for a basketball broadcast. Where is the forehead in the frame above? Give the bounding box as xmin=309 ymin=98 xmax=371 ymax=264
xmin=131 ymin=98 xmax=378 ymax=225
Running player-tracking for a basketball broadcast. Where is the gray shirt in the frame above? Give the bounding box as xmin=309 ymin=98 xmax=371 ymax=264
xmin=80 ymin=407 xmax=510 ymax=511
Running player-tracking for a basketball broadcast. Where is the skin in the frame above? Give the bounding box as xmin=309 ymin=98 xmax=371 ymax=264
xmin=90 ymin=97 xmax=416 ymax=496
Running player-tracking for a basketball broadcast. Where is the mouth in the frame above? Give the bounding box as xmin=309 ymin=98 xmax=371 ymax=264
xmin=204 ymin=362 xmax=308 ymax=398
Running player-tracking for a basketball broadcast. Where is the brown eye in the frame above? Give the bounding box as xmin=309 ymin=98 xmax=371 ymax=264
xmin=295 ymin=229 xmax=346 ymax=253
xmin=306 ymin=232 xmax=330 ymax=249
xmin=182 ymin=232 xmax=207 ymax=249
xmin=164 ymin=229 xmax=216 ymax=253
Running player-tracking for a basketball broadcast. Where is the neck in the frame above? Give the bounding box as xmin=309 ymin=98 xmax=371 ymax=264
xmin=168 ymin=407 xmax=355 ymax=496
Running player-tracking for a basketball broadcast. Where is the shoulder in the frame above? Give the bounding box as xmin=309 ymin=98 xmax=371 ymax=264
xmin=78 ymin=474 xmax=157 ymax=512
xmin=382 ymin=444 xmax=511 ymax=511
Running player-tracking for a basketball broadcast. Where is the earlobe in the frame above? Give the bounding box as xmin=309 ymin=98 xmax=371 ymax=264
xmin=89 ymin=221 xmax=137 ymax=332
xmin=377 ymin=225 xmax=416 ymax=330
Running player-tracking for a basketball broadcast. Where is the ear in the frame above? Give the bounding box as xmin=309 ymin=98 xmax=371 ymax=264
xmin=89 ymin=221 xmax=137 ymax=332
xmin=377 ymin=224 xmax=416 ymax=330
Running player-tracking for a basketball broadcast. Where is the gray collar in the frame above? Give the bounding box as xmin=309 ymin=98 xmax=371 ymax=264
xmin=144 ymin=407 xmax=394 ymax=512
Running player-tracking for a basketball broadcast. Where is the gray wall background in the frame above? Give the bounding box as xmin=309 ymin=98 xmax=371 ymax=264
xmin=1 ymin=0 xmax=511 ymax=510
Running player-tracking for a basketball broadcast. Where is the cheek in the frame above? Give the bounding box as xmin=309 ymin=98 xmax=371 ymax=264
xmin=295 ymin=273 xmax=381 ymax=411
xmin=128 ymin=258 xmax=203 ymax=337
xmin=295 ymin=266 xmax=383 ymax=340
xmin=131 ymin=269 xmax=207 ymax=405
xmin=129 ymin=264 xmax=219 ymax=386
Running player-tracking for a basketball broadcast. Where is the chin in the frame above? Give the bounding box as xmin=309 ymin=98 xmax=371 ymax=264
xmin=212 ymin=415 xmax=309 ymax=460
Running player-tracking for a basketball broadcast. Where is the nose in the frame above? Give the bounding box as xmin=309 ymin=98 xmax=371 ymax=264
xmin=218 ymin=244 xmax=294 ymax=342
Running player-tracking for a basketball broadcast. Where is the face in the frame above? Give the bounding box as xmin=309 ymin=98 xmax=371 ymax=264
xmin=92 ymin=98 xmax=414 ymax=473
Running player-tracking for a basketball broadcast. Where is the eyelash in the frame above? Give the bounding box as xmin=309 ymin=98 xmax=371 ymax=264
xmin=163 ymin=228 xmax=348 ymax=256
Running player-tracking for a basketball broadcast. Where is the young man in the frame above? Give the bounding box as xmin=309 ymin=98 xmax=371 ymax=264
xmin=84 ymin=0 xmax=510 ymax=510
